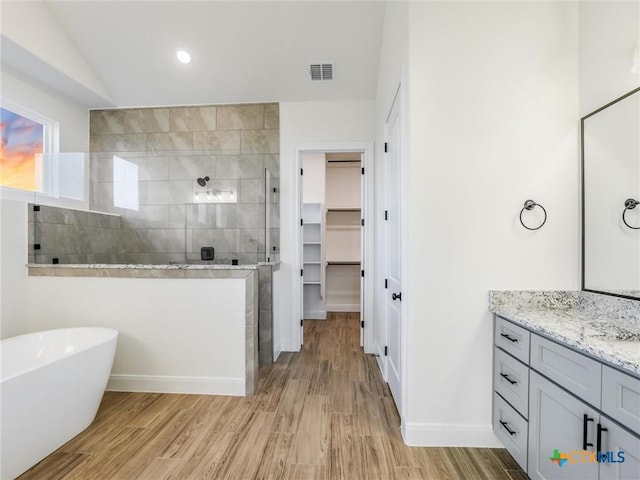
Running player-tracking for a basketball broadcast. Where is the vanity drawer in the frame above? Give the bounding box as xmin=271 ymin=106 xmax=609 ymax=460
xmin=493 ymin=392 xmax=528 ymax=472
xmin=530 ymin=334 xmax=602 ymax=408
xmin=601 ymin=366 xmax=640 ymax=435
xmin=494 ymin=347 xmax=530 ymax=418
xmin=495 ymin=317 xmax=530 ymax=364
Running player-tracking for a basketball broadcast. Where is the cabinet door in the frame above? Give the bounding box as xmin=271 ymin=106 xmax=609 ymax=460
xmin=599 ymin=418 xmax=640 ymax=480
xmin=528 ymin=371 xmax=599 ymax=480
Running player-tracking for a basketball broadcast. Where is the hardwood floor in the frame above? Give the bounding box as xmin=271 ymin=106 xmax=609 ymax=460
xmin=19 ymin=313 xmax=526 ymax=480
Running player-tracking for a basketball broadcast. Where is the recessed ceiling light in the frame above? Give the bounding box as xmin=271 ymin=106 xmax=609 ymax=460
xmin=176 ymin=50 xmax=191 ymax=64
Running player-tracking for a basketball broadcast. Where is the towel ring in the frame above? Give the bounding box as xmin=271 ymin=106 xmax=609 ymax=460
xmin=622 ymin=198 xmax=640 ymax=230
xmin=519 ymin=200 xmax=547 ymax=231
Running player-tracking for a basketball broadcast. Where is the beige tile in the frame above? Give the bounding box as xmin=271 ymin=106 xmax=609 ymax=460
xmin=90 ymin=110 xmax=125 ymax=134
xmin=90 ymin=134 xmax=147 ymax=153
xmin=193 ymin=131 xmax=241 ymax=152
xmin=147 ymin=132 xmax=194 ymax=152
xmin=264 ymin=104 xmax=279 ymax=130
xmin=241 ymin=130 xmax=279 ymax=154
xmin=124 ymin=108 xmax=170 ymax=133
xmin=170 ymin=106 xmax=217 ymax=131
xmin=217 ymin=105 xmax=264 ymax=130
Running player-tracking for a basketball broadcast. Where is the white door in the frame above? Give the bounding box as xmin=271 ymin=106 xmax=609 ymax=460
xmin=386 ymin=91 xmax=402 ymax=409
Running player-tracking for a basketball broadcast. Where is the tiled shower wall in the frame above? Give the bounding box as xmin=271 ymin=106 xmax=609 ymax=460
xmin=89 ymin=104 xmax=279 ymax=264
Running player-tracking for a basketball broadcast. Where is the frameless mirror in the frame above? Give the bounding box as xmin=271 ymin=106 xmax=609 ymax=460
xmin=582 ymin=87 xmax=640 ymax=300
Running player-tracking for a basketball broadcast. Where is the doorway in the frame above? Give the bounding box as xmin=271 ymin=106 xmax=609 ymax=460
xmin=296 ymin=144 xmax=373 ymax=351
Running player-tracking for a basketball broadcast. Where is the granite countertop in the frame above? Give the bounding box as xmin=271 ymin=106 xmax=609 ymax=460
xmin=489 ymin=291 xmax=640 ymax=376
xmin=27 ymin=262 xmax=278 ymax=270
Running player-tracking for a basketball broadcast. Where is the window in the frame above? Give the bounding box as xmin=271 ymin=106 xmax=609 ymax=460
xmin=0 ymin=107 xmax=44 ymax=191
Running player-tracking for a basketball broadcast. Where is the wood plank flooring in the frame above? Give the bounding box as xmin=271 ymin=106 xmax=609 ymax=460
xmin=18 ymin=312 xmax=526 ymax=480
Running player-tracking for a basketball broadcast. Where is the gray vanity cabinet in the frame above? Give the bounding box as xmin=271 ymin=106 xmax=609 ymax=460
xmin=528 ymin=370 xmax=599 ymax=480
xmin=598 ymin=418 xmax=640 ymax=480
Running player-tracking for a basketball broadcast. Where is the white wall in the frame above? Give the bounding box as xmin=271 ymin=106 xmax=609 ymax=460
xmin=275 ymin=100 xmax=375 ymax=356
xmin=0 ymin=0 xmax=112 ymax=106
xmin=0 ymin=69 xmax=91 ymax=338
xmin=301 ymin=153 xmax=326 ymax=204
xmin=27 ymin=276 xmax=248 ymax=395
xmin=403 ymin=1 xmax=580 ymax=446
xmin=373 ymin=1 xmax=409 ymax=368
xmin=579 ymin=1 xmax=640 ymax=116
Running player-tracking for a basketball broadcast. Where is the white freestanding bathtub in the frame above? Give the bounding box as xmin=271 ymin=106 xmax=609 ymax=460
xmin=0 ymin=327 xmax=118 ymax=479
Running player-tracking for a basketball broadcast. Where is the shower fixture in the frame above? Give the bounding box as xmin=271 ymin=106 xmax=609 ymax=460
xmin=196 ymin=176 xmax=210 ymax=187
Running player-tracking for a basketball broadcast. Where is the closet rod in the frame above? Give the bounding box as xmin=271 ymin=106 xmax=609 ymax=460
xmin=326 ymin=160 xmax=361 ymax=163
xmin=327 ymin=261 xmax=361 ymax=265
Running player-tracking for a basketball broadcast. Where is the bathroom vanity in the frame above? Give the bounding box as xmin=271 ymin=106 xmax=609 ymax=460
xmin=489 ymin=291 xmax=640 ymax=480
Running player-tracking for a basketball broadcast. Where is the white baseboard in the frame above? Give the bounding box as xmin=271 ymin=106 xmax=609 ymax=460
xmin=107 ymin=374 xmax=245 ymax=396
xmin=402 ymin=422 xmax=502 ymax=447
xmin=326 ymin=303 xmax=360 ymax=312
xmin=304 ymin=309 xmax=327 ymax=319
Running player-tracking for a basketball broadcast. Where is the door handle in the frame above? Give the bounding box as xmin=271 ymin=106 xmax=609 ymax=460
xmin=392 ymin=292 xmax=402 ymax=301
xmin=499 ymin=333 xmax=518 ymax=343
xmin=583 ymin=414 xmax=594 ymax=450
xmin=499 ymin=420 xmax=516 ymax=436
xmin=499 ymin=373 xmax=517 ymax=385
xmin=597 ymin=423 xmax=608 ymax=453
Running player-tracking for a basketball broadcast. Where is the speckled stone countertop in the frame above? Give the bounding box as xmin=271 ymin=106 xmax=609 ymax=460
xmin=27 ymin=263 xmax=277 ymax=279
xmin=489 ymin=291 xmax=640 ymax=377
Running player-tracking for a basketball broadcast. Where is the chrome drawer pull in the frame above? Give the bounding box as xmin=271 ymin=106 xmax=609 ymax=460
xmin=500 ymin=333 xmax=519 ymax=343
xmin=499 ymin=420 xmax=516 ymax=436
xmin=499 ymin=372 xmax=517 ymax=385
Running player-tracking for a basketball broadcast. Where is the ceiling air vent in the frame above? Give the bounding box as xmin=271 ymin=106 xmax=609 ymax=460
xmin=309 ymin=63 xmax=333 ymax=81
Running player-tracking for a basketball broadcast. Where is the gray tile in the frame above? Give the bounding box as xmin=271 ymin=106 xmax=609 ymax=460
xmin=269 ymin=228 xmax=279 ymax=253
xmin=216 ymin=155 xmax=264 ymax=179
xmin=237 ymin=204 xmax=264 ymax=229
xmin=193 ymin=131 xmax=241 ymax=152
xmin=240 ymin=229 xmax=260 ymax=253
xmin=145 ymin=180 xmax=194 ymax=205
xmin=38 ymin=224 xmax=86 ymax=255
xmin=191 ymin=228 xmax=239 ymax=253
xmin=86 ymin=211 xmax=121 ymax=229
xmin=133 ymin=156 xmax=170 ymax=181
xmin=85 ymin=227 xmax=121 ymax=254
xmin=264 ymin=104 xmax=279 ymax=130
xmin=37 ymin=205 xmax=88 ymax=226
xmin=120 ymin=205 xmax=171 ymax=228
xmin=169 ymin=204 xmax=186 ymax=228
xmin=264 ymin=154 xmax=279 ymax=177
xmin=124 ymin=108 xmax=170 ymax=133
xmin=90 ymin=133 xmax=147 ymax=153
xmin=169 ymin=106 xmax=217 ymax=131
xmin=90 ymin=110 xmax=125 ymax=134
xmin=147 ymin=132 xmax=194 ymax=152
xmin=240 ymin=130 xmax=279 ymax=154
xmin=126 ymin=228 xmax=186 ymax=254
xmin=239 ymin=179 xmax=265 ymax=204
xmin=90 ymin=153 xmax=114 ymax=182
xmin=169 ymin=155 xmax=216 ymax=180
xmin=269 ymin=203 xmax=279 ymax=227
xmin=217 ymin=105 xmax=264 ymax=130
xmin=186 ymin=204 xmax=217 ymax=228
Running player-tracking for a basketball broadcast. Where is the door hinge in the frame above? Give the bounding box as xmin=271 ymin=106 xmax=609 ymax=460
xmin=384 ymin=210 xmax=388 ymax=221
xmin=301 ymin=320 xmax=304 ymax=327
xmin=385 ymin=279 xmax=388 ymax=289
xmin=300 ymin=168 xmax=303 ymax=175
xmin=300 ymin=269 xmax=303 ymax=277
xmin=300 ymin=218 xmax=303 ymax=226
xmin=384 ymin=142 xmax=388 ymax=153
xmin=384 ymin=346 xmax=388 ymax=356
xmin=33 ymin=205 xmax=40 ymax=212
xmin=361 ymin=218 xmax=364 ymax=227
xmin=34 ymin=243 xmax=41 ymax=250
xmin=361 ymin=320 xmax=364 ymax=328
xmin=361 ymin=167 xmax=365 ymax=175
xmin=361 ymin=270 xmax=364 ymax=277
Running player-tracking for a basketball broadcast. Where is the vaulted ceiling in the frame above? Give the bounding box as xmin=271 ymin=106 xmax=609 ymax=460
xmin=40 ymin=1 xmax=385 ymax=107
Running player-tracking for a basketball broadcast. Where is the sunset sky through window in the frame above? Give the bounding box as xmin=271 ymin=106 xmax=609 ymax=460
xmin=0 ymin=107 xmax=43 ymax=191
